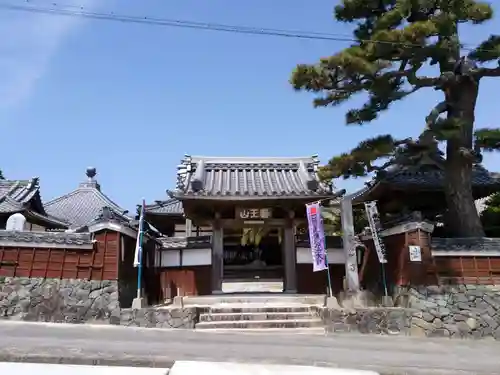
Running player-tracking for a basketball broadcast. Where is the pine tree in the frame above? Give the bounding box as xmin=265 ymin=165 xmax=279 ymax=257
xmin=291 ymin=0 xmax=500 ymax=237
xmin=0 ymin=169 xmax=3 ymax=179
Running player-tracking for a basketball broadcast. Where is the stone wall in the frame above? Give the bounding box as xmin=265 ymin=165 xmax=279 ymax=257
xmin=0 ymin=277 xmax=198 ymax=328
xmin=119 ymin=306 xmax=197 ymax=328
xmin=395 ymin=285 xmax=500 ymax=339
xmin=0 ymin=277 xmax=120 ymax=323
xmin=319 ymin=307 xmax=412 ymax=335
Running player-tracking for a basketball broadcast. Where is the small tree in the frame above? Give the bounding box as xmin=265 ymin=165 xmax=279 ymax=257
xmin=0 ymin=169 xmax=3 ymax=179
xmin=291 ymin=0 xmax=500 ymax=237
xmin=480 ymin=193 xmax=500 ymax=236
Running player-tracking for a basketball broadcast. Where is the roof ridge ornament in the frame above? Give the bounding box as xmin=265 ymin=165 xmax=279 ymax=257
xmin=298 ymin=160 xmax=319 ymax=191
xmin=79 ymin=167 xmax=101 ymax=190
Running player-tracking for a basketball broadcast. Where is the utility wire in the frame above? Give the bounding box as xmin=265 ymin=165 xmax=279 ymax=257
xmin=0 ymin=2 xmax=356 ymax=42
xmin=0 ymin=0 xmax=495 ymax=53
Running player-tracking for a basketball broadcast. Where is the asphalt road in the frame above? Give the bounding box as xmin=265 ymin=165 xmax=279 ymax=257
xmin=0 ymin=321 xmax=499 ymax=374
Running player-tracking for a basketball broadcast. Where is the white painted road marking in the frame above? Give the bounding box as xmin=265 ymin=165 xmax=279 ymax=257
xmin=0 ymin=362 xmax=169 ymax=375
xmin=169 ymin=361 xmax=379 ymax=375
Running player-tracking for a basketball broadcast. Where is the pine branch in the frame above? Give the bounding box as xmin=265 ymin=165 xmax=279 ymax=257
xmin=475 ymin=65 xmax=500 ymax=78
xmin=320 ymin=134 xmax=407 ymax=179
xmin=469 ymin=35 xmax=500 ymax=62
xmin=475 ymin=128 xmax=500 ymax=151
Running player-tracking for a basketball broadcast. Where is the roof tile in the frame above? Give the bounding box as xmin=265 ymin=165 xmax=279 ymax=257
xmin=173 ymin=155 xmax=335 ymax=199
xmin=157 ymin=235 xmax=211 ymax=250
xmin=145 ymin=198 xmax=184 ymax=215
xmin=0 ymin=178 xmax=40 ymax=213
xmin=44 ymin=168 xmax=131 ymax=228
xmin=0 ymin=229 xmax=93 ymax=246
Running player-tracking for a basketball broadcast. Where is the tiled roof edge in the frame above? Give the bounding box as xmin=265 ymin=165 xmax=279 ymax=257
xmin=0 ymin=230 xmax=94 ymax=249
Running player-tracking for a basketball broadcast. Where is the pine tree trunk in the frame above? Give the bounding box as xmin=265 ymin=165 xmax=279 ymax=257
xmin=444 ymin=79 xmax=485 ymax=237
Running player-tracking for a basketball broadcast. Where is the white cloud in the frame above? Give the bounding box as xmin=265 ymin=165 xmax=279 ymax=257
xmin=0 ymin=0 xmax=97 ymax=108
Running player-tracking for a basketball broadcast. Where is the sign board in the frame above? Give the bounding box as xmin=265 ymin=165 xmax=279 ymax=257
xmin=409 ymin=245 xmax=422 ymax=262
xmin=364 ymin=201 xmax=387 ymax=263
xmin=236 ymin=208 xmax=272 ymax=220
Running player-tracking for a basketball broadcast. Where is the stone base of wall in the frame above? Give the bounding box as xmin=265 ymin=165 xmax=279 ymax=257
xmin=394 ymin=285 xmax=500 ymax=340
xmin=120 ymin=307 xmax=197 ymax=329
xmin=0 ymin=277 xmax=199 ymax=328
xmin=0 ymin=277 xmax=120 ymax=323
xmin=319 ymin=307 xmax=412 ymax=335
xmin=2 ymin=277 xmax=500 ymax=339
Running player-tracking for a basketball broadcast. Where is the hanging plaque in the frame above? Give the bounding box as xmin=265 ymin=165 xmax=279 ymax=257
xmin=236 ymin=208 xmax=272 ymax=220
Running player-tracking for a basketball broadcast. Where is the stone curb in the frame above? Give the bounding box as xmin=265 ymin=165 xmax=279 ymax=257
xmin=0 ymin=352 xmax=495 ymax=375
xmin=0 ymin=353 xmax=175 ymax=368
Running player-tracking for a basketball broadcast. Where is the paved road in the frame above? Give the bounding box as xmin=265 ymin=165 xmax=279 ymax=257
xmin=0 ymin=321 xmax=499 ymax=374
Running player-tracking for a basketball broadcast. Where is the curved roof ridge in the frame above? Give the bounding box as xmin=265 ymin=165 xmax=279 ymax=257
xmin=145 ymin=197 xmax=184 ymax=216
xmin=44 ymin=168 xmax=130 ymax=228
xmin=188 ymin=155 xmax=319 ymax=164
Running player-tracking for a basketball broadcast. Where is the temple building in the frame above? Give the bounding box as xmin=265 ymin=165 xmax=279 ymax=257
xmin=44 ymin=167 xmax=132 ymax=229
xmin=0 ymin=178 xmax=68 ymax=231
xmin=3 ymin=147 xmax=500 ymax=307
xmin=349 ymin=137 xmax=500 ymax=234
xmin=145 ymin=155 xmax=346 ymax=297
xmin=0 ymin=169 xmax=144 ymax=308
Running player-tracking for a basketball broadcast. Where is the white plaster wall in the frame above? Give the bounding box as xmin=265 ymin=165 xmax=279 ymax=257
xmin=182 ymin=248 xmax=211 ymax=266
xmin=296 ymin=247 xmax=345 ymax=264
xmin=160 ymin=248 xmax=212 ymax=267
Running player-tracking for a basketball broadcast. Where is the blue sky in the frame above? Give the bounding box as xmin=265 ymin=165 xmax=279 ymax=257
xmin=1 ymin=0 xmax=500 ymax=213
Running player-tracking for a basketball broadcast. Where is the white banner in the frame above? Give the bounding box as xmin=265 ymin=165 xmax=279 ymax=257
xmin=364 ymin=201 xmax=387 ymax=264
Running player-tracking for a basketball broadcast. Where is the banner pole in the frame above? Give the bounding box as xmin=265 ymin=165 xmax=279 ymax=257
xmin=380 ymin=261 xmax=388 ymax=297
xmin=324 ymin=242 xmax=333 ymax=298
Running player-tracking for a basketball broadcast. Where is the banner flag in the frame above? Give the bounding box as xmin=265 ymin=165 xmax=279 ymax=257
xmin=306 ymin=202 xmax=328 ymax=272
xmin=364 ymin=201 xmax=387 ymax=263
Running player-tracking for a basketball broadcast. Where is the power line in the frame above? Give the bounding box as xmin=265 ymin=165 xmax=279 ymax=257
xmin=0 ymin=2 xmax=357 ymax=42
xmin=0 ymin=1 xmax=493 ymax=53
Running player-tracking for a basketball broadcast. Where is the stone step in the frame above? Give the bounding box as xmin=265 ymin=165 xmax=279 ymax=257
xmin=196 ymin=318 xmax=324 ymax=330
xmin=199 ymin=311 xmax=314 ymax=322
xmin=182 ymin=294 xmax=326 ymax=306
xmin=195 ymin=327 xmax=327 ymax=334
xmin=208 ymin=305 xmax=315 ymax=314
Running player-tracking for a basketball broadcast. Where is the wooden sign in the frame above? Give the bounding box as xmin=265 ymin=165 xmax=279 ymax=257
xmin=236 ymin=208 xmax=272 ymax=220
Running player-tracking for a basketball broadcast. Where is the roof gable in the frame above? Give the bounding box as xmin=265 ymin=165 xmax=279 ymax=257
xmin=0 ymin=178 xmax=41 ymax=213
xmin=0 ymin=178 xmax=69 ymax=228
xmin=145 ymin=198 xmax=184 ymax=215
xmin=172 ymin=154 xmax=335 ymax=199
xmin=44 ymin=167 xmax=131 ymax=228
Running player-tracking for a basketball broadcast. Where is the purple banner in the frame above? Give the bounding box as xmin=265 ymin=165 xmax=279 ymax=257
xmin=306 ymin=202 xmax=328 ymax=272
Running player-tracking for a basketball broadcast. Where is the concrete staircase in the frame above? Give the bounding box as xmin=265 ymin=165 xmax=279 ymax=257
xmin=196 ymin=305 xmax=323 ymax=330
xmin=185 ymin=293 xmax=326 ymax=331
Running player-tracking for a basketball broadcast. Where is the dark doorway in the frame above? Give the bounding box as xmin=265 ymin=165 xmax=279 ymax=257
xmin=222 ymin=227 xmax=284 ymax=280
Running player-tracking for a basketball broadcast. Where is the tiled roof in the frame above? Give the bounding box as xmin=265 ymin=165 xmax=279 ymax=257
xmin=157 ymin=235 xmax=211 ymax=250
xmin=87 ymin=206 xmax=134 ymax=227
xmin=0 ymin=178 xmax=41 ymax=213
xmin=431 ymin=237 xmax=500 ymax=255
xmin=0 ymin=229 xmax=93 ymax=247
xmin=352 ymin=164 xmax=500 ymax=203
xmin=44 ymin=168 xmax=131 ymax=228
xmin=383 ymin=164 xmax=500 ymax=189
xmin=171 ymin=155 xmax=335 ymax=199
xmin=0 ymin=178 xmax=68 ymax=228
xmin=145 ymin=198 xmax=184 ymax=216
